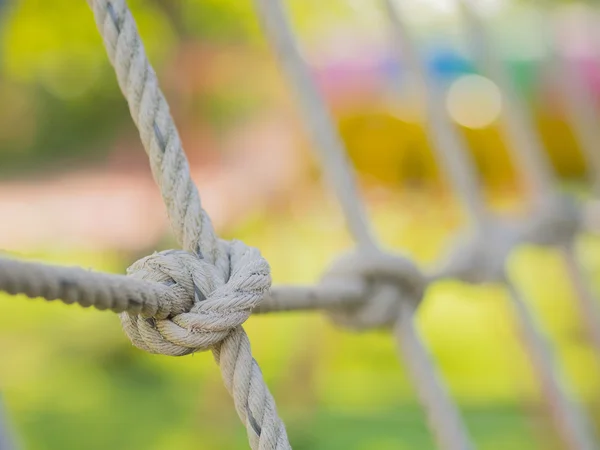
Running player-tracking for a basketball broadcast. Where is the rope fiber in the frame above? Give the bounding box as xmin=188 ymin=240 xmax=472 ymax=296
xmin=0 ymin=1 xmax=599 ymax=449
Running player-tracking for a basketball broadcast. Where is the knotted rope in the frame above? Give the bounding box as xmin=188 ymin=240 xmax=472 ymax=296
xmin=384 ymin=2 xmax=598 ymax=449
xmin=460 ymin=0 xmax=600 ymax=376
xmin=90 ymin=1 xmax=290 ymax=447
xmin=322 ymin=250 xmax=425 ymax=330
xmin=254 ymin=1 xmax=474 ymax=448
xmin=2 ymin=1 xmax=600 ymax=449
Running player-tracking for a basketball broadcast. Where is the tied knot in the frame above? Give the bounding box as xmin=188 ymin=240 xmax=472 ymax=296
xmin=436 ymin=220 xmax=520 ymax=284
xmin=521 ymin=195 xmax=581 ymax=247
xmin=121 ymin=240 xmax=271 ymax=356
xmin=322 ymin=250 xmax=426 ymax=330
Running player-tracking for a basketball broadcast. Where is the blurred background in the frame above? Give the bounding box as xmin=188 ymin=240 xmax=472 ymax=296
xmin=1 ymin=0 xmax=600 ymax=448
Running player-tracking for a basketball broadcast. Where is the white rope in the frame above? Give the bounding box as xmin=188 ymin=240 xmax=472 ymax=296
xmin=382 ymin=0 xmax=488 ymax=230
xmin=459 ymin=0 xmax=557 ymax=206
xmin=0 ymin=1 xmax=598 ymax=449
xmin=0 ymin=255 xmax=368 ymax=316
xmin=395 ymin=302 xmax=471 ymax=450
xmin=559 ymin=243 xmax=600 ymax=365
xmin=252 ymin=1 xmax=473 ymax=448
xmin=459 ymin=0 xmax=600 ymax=375
xmin=505 ymin=281 xmax=597 ymax=450
xmin=251 ymin=0 xmax=375 ymax=251
xmin=542 ymin=6 xmax=600 ymax=196
xmin=383 ymin=3 xmax=598 ymax=448
xmin=87 ymin=1 xmax=290 ymax=447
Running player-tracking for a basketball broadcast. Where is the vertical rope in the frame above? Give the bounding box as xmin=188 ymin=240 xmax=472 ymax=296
xmin=395 ymin=303 xmax=474 ymax=450
xmin=459 ymin=0 xmax=556 ymax=206
xmin=382 ymin=0 xmax=488 ymax=231
xmin=559 ymin=243 xmax=600 ymax=366
xmin=541 ymin=6 xmax=600 ymax=196
xmin=505 ymin=281 xmax=597 ymax=450
xmin=253 ymin=1 xmax=473 ymax=448
xmin=88 ymin=2 xmax=291 ymax=447
xmin=460 ymin=0 xmax=600 ymax=391
xmin=251 ymin=0 xmax=375 ymax=251
xmin=383 ymin=2 xmax=597 ymax=448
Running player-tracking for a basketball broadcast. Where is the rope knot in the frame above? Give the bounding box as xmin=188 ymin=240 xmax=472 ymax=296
xmin=520 ymin=195 xmax=581 ymax=247
xmin=120 ymin=240 xmax=271 ymax=356
xmin=322 ymin=250 xmax=426 ymax=330
xmin=436 ymin=220 xmax=520 ymax=284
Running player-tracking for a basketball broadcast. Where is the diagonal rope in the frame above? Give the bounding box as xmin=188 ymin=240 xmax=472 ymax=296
xmin=382 ymin=0 xmax=488 ymax=232
xmin=251 ymin=0 xmax=375 ymax=251
xmin=87 ymin=1 xmax=290 ymax=447
xmin=458 ymin=0 xmax=557 ymax=206
xmin=252 ymin=1 xmax=473 ymax=448
xmin=382 ymin=2 xmax=598 ymax=449
xmin=460 ymin=0 xmax=600 ymax=380
xmin=540 ymin=5 xmax=600 ymax=196
xmin=505 ymin=280 xmax=597 ymax=450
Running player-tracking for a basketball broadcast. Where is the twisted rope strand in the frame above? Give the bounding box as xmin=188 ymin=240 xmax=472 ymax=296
xmin=460 ymin=0 xmax=600 ymax=404
xmin=383 ymin=3 xmax=597 ymax=448
xmin=559 ymin=243 xmax=600 ymax=366
xmin=0 ymin=256 xmax=177 ymax=317
xmin=541 ymin=6 xmax=600 ymax=196
xmin=395 ymin=302 xmax=474 ymax=450
xmin=252 ymin=0 xmax=375 ymax=250
xmin=87 ymin=1 xmax=290 ymax=447
xmin=0 ymin=256 xmax=368 ymax=316
xmin=459 ymin=0 xmax=557 ymax=205
xmin=382 ymin=0 xmax=488 ymax=230
xmin=253 ymin=1 xmax=473 ymax=448
xmin=89 ymin=0 xmax=225 ymax=268
xmin=505 ymin=281 xmax=597 ymax=450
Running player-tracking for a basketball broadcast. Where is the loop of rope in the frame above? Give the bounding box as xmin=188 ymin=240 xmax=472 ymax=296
xmin=384 ymin=3 xmax=598 ymax=450
xmin=88 ymin=1 xmax=290 ymax=447
xmin=0 ymin=1 xmax=598 ymax=449
xmin=121 ymin=242 xmax=270 ymax=357
xmin=253 ymin=1 xmax=475 ymax=448
xmin=322 ymin=250 xmax=426 ymax=329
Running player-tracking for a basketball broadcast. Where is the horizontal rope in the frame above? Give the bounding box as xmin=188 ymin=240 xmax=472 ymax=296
xmin=0 ymin=256 xmax=177 ymax=318
xmin=0 ymin=256 xmax=366 ymax=316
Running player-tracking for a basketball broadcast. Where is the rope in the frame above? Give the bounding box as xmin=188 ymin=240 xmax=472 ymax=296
xmin=88 ymin=1 xmax=290 ymax=447
xmin=382 ymin=0 xmax=488 ymax=231
xmin=542 ymin=6 xmax=600 ymax=196
xmin=253 ymin=1 xmax=474 ymax=448
xmin=460 ymin=0 xmax=600 ymax=372
xmin=383 ymin=2 xmax=598 ymax=448
xmin=459 ymin=0 xmax=557 ymax=207
xmin=0 ymin=1 xmax=598 ymax=449
xmin=251 ymin=0 xmax=375 ymax=251
xmin=505 ymin=281 xmax=597 ymax=450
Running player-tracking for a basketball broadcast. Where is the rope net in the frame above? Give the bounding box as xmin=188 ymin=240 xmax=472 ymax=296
xmin=1 ymin=1 xmax=600 ymax=449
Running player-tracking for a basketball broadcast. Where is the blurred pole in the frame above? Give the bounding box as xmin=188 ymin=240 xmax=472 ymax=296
xmin=252 ymin=1 xmax=473 ymax=448
xmin=505 ymin=281 xmax=597 ymax=450
xmin=458 ymin=0 xmax=557 ymax=207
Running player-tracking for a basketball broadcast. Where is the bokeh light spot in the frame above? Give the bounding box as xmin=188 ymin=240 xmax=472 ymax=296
xmin=446 ymin=74 xmax=502 ymax=129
